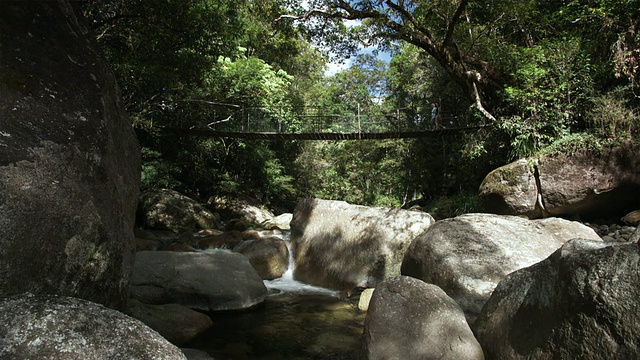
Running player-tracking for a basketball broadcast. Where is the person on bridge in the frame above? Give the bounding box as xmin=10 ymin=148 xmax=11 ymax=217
xmin=431 ymin=103 xmax=442 ymax=129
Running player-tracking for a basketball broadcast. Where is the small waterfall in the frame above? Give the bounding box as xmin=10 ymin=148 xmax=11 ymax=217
xmin=263 ymin=232 xmax=338 ymax=296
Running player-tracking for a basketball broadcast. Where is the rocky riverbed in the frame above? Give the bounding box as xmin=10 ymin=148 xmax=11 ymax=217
xmin=586 ymin=222 xmax=638 ymax=242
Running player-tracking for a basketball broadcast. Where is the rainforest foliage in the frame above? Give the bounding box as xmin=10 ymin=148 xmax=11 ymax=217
xmin=83 ymin=0 xmax=639 ymax=213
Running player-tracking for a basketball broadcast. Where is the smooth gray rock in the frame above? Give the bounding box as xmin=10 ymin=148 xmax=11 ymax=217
xmin=0 ymin=294 xmax=185 ymax=360
xmin=130 ymin=251 xmax=267 ymax=312
xmin=0 ymin=1 xmax=140 ymax=309
xmin=622 ymin=210 xmax=640 ymax=226
xmin=291 ymin=198 xmax=435 ymax=290
xmin=401 ymin=213 xmax=601 ymax=322
xmin=537 ymin=149 xmax=640 ymax=219
xmin=363 ymin=276 xmax=484 ymax=360
xmin=630 ymin=226 xmax=640 ymax=243
xmin=475 ymin=239 xmax=640 ymax=359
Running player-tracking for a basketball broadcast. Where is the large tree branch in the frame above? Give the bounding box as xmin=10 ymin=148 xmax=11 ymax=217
xmin=275 ymin=9 xmax=335 ymax=23
xmin=386 ymin=0 xmax=429 ymax=36
xmin=281 ymin=0 xmax=500 ymax=120
xmin=443 ymin=0 xmax=469 ymax=47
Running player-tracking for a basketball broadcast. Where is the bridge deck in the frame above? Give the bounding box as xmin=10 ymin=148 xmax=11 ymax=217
xmin=165 ymin=125 xmax=490 ymax=140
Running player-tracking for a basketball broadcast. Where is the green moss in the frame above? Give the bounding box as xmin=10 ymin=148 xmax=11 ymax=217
xmin=482 ymin=160 xmax=532 ymax=195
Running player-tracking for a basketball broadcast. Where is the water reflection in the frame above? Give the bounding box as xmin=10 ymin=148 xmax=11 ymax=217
xmin=185 ymin=230 xmax=367 ymax=359
xmin=186 ymin=292 xmax=366 ymax=359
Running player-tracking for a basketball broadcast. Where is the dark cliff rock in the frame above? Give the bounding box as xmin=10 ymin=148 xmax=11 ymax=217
xmin=0 ymin=1 xmax=140 ymax=309
xmin=479 ymin=146 xmax=640 ymax=220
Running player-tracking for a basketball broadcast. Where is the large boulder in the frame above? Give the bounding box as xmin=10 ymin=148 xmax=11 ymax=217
xmin=208 ymin=194 xmax=275 ymax=224
xmin=126 ymin=299 xmax=213 ymax=346
xmin=138 ymin=189 xmax=220 ymax=234
xmin=479 ymin=147 xmax=640 ymax=219
xmin=0 ymin=294 xmax=185 ymax=360
xmin=130 ymin=251 xmax=267 ymax=312
xmin=363 ymin=276 xmax=484 ymax=360
xmin=0 ymin=1 xmax=140 ymax=309
xmin=474 ymin=239 xmax=640 ymax=359
xmin=291 ymin=198 xmax=435 ymax=290
xmin=234 ymin=236 xmax=289 ymax=280
xmin=401 ymin=213 xmax=601 ymax=322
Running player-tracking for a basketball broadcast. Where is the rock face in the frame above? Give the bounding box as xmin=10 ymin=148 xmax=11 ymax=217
xmin=0 ymin=294 xmax=186 ymax=360
xmin=234 ymin=236 xmax=289 ymax=280
xmin=363 ymin=276 xmax=484 ymax=360
xmin=138 ymin=189 xmax=220 ymax=234
xmin=130 ymin=251 xmax=267 ymax=312
xmin=291 ymin=198 xmax=435 ymax=290
xmin=479 ymin=148 xmax=640 ymax=219
xmin=401 ymin=213 xmax=601 ymax=322
xmin=474 ymin=239 xmax=640 ymax=359
xmin=126 ymin=299 xmax=213 ymax=346
xmin=0 ymin=1 xmax=140 ymax=309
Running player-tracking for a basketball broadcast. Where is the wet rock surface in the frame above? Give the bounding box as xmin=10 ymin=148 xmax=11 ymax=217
xmin=234 ymin=236 xmax=290 ymax=280
xmin=185 ymin=293 xmax=365 ymax=360
xmin=125 ymin=299 xmax=213 ymax=347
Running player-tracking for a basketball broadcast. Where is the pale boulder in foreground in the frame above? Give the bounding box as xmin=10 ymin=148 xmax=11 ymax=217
xmin=401 ymin=213 xmax=601 ymax=322
xmin=363 ymin=276 xmax=484 ymax=360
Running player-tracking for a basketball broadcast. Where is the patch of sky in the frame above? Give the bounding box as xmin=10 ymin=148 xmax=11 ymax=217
xmin=290 ymin=1 xmax=396 ymax=76
xmin=323 ymin=19 xmax=395 ymax=76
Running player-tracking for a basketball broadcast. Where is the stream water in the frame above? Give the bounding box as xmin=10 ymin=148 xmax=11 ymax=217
xmin=185 ymin=234 xmax=367 ymax=359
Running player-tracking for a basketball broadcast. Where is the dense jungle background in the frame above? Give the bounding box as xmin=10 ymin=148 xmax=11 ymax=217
xmin=82 ymin=0 xmax=639 ymax=217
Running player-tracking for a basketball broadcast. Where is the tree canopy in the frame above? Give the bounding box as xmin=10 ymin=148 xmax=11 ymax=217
xmin=84 ymin=0 xmax=639 ymax=213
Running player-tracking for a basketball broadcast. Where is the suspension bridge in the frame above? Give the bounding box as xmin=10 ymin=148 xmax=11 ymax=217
xmin=161 ymin=105 xmax=490 ymax=140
